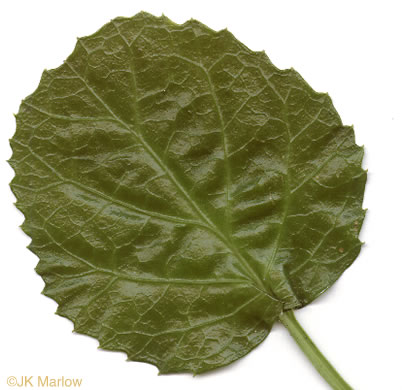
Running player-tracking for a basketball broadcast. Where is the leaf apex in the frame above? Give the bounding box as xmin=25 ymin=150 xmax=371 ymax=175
xmin=138 ymin=10 xmax=154 ymax=17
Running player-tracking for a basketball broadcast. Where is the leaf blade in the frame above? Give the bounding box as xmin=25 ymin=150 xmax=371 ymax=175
xmin=10 ymin=12 xmax=366 ymax=373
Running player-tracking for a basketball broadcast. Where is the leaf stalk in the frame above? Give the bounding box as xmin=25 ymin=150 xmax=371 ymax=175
xmin=279 ymin=310 xmax=353 ymax=390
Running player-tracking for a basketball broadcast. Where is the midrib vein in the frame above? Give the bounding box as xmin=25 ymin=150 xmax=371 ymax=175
xmin=179 ymin=37 xmax=233 ymax=234
xmin=263 ymin=96 xmax=292 ymax=286
xmin=205 ymin=69 xmax=232 ymax=227
xmin=68 ymin=31 xmax=268 ymax=294
xmin=16 ymin=137 xmax=266 ymax=293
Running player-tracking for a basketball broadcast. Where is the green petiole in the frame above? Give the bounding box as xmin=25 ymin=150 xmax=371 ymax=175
xmin=279 ymin=310 xmax=353 ymax=390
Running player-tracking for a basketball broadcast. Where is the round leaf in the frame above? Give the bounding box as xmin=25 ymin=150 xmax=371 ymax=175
xmin=10 ymin=12 xmax=366 ymax=374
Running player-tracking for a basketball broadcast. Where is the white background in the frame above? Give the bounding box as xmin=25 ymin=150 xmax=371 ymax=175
xmin=0 ymin=1 xmax=401 ymax=389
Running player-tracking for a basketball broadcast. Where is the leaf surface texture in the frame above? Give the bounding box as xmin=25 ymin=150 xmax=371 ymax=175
xmin=10 ymin=12 xmax=366 ymax=374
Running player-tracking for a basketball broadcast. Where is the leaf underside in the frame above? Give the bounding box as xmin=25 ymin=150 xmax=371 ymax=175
xmin=9 ymin=12 xmax=366 ymax=374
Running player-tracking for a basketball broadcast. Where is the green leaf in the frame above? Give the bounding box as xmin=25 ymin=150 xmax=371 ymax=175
xmin=9 ymin=12 xmax=366 ymax=375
